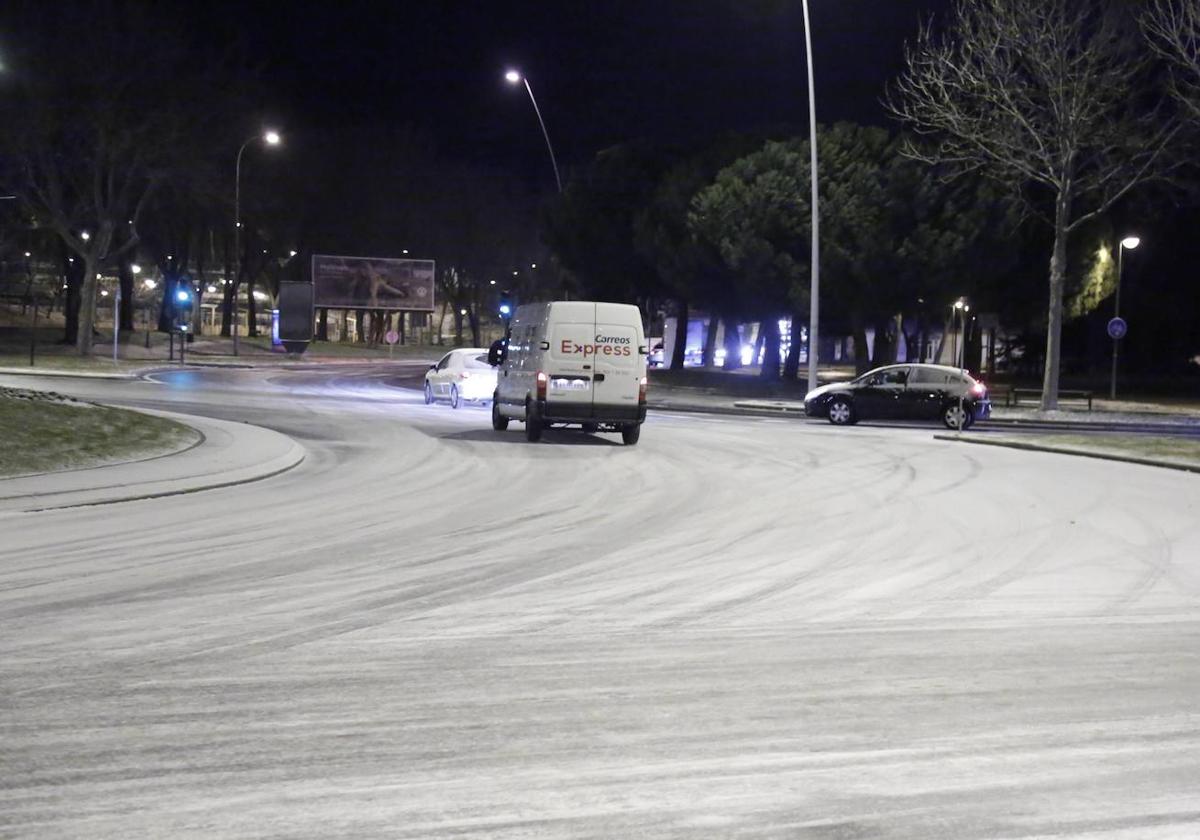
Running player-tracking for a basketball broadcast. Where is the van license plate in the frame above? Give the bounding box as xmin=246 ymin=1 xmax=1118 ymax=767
xmin=552 ymin=378 xmax=589 ymax=391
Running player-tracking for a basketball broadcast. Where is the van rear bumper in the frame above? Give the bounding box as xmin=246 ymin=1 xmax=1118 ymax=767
xmin=539 ymin=399 xmax=646 ymax=424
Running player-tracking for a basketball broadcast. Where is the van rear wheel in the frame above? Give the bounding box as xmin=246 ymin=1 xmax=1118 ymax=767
xmin=491 ymin=396 xmax=509 ymax=431
xmin=621 ymin=423 xmax=641 ymax=446
xmin=525 ymin=400 xmax=543 ymax=442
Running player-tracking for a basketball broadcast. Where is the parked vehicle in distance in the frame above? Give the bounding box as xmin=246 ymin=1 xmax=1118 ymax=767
xmin=490 ymin=301 xmax=649 ymax=444
xmin=804 ymin=363 xmax=991 ymax=429
xmin=424 ymin=348 xmax=498 ymax=409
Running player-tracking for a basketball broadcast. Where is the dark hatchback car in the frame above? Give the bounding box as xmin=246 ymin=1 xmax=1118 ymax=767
xmin=804 ymin=363 xmax=991 ymax=429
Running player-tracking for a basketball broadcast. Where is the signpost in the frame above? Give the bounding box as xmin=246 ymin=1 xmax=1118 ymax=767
xmin=385 ymin=329 xmax=399 ymax=358
xmin=1108 ymin=316 xmax=1128 ymax=399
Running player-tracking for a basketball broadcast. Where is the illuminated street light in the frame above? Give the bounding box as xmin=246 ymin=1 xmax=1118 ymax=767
xmin=131 ymin=264 xmax=142 ymax=274
xmin=80 ymin=231 xmax=91 ymax=241
xmin=234 ymin=128 xmax=283 ymax=354
xmin=24 ymin=251 xmax=31 ymax=258
xmin=143 ymin=279 xmax=157 ymax=290
xmin=289 ymin=250 xmax=298 ymax=257
xmin=1110 ymin=235 xmax=1141 ymax=399
xmin=206 ymin=285 xmax=217 ymax=294
xmin=504 ymin=68 xmax=563 ymax=193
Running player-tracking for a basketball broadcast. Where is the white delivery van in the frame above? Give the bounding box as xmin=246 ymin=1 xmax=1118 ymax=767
xmin=489 ymin=301 xmax=648 ymax=444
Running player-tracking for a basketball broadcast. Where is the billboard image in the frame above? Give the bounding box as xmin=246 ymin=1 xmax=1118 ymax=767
xmin=311 ymin=254 xmax=435 ymax=312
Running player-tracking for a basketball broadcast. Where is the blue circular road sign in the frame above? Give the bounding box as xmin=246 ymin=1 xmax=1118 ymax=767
xmin=1107 ymin=317 xmax=1128 ymax=340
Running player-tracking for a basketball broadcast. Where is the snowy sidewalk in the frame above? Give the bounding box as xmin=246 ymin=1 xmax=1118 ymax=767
xmin=0 ymin=409 xmax=305 ymax=514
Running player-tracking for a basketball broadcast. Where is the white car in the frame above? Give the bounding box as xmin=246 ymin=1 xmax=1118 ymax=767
xmin=423 ymin=348 xmax=498 ymax=408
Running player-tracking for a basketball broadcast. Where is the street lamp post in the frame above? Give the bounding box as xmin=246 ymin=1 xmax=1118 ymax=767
xmin=505 ymin=70 xmax=562 ymax=193
xmin=1110 ymin=235 xmax=1140 ymax=400
xmin=953 ymin=298 xmax=970 ymax=432
xmin=233 ymin=130 xmax=282 ymax=355
xmin=801 ymin=0 xmax=820 ymax=393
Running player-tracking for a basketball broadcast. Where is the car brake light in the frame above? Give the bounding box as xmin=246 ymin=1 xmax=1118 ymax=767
xmin=972 ymin=381 xmax=986 ymax=395
xmin=639 ymin=376 xmax=647 ymax=403
xmin=536 ymin=370 xmax=548 ymax=401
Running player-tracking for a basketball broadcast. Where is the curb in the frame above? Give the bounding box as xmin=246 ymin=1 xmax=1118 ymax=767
xmin=933 ymin=433 xmax=1200 ymax=474
xmin=0 ymin=366 xmax=138 ymax=380
xmin=0 ymin=409 xmax=306 ymax=513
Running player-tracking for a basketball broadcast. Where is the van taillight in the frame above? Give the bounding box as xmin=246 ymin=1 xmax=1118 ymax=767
xmin=536 ymin=370 xmax=548 ymax=401
xmin=639 ymin=376 xmax=647 ymax=403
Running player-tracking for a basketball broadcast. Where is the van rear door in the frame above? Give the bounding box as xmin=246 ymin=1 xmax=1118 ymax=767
xmin=591 ymin=303 xmax=643 ymax=418
xmin=546 ymin=303 xmax=597 ymax=413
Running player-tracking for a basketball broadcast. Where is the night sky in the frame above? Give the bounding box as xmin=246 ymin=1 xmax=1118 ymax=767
xmin=190 ymin=1 xmax=951 ymax=185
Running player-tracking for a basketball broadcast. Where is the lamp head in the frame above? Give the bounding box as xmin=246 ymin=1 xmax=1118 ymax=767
xmin=1121 ymin=236 xmax=1140 ymax=250
xmin=264 ymin=130 xmax=282 ymax=146
xmin=504 ymin=70 xmax=521 ymax=84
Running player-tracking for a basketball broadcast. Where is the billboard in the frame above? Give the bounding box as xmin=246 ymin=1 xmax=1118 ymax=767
xmin=311 ymin=254 xmax=435 ymax=312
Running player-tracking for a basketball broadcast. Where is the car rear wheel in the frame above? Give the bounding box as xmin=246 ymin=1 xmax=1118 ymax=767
xmin=621 ymin=423 xmax=641 ymax=445
xmin=450 ymin=385 xmax=461 ymax=409
xmin=942 ymin=402 xmax=973 ymax=430
xmin=828 ymin=397 xmax=856 ymax=426
xmin=525 ymin=399 xmax=543 ymax=442
xmin=491 ymin=396 xmax=509 ymax=431
xmin=423 ymin=382 xmax=434 ymax=404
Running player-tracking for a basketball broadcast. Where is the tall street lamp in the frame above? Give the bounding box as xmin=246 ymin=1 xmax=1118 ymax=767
xmin=801 ymin=0 xmax=820 ymax=393
xmin=504 ymin=69 xmax=562 ymax=193
xmin=1109 ymin=235 xmax=1139 ymax=400
xmin=234 ymin=129 xmax=282 ymax=355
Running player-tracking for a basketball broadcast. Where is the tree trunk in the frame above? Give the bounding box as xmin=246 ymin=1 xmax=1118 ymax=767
xmin=1041 ymin=189 xmax=1071 ymax=410
xmin=851 ymin=313 xmax=871 ymax=374
xmin=62 ymin=255 xmax=82 ymax=346
xmin=118 ymin=259 xmax=135 ymax=331
xmin=246 ymin=278 xmax=258 ymax=337
xmin=355 ymin=309 xmax=365 ymax=343
xmin=75 ymin=253 xmax=100 ymax=356
xmin=873 ymin=316 xmax=897 ymax=365
xmin=701 ymin=316 xmax=719 ymax=367
xmin=759 ymin=316 xmax=781 ymax=381
xmin=783 ymin=312 xmax=802 ymax=379
xmin=317 ymin=308 xmax=329 ymax=341
xmin=669 ymin=299 xmax=688 ymax=371
xmin=469 ymin=311 xmax=481 ymax=347
xmin=721 ymin=317 xmax=742 ymax=370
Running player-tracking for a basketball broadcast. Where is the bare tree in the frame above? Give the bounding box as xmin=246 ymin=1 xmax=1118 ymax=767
xmin=888 ymin=0 xmax=1179 ymax=408
xmin=1144 ymin=0 xmax=1200 ymax=120
xmin=0 ymin=2 xmax=224 ymax=355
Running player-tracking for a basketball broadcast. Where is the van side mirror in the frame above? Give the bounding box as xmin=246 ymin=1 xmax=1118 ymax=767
xmin=488 ymin=338 xmax=507 ymax=367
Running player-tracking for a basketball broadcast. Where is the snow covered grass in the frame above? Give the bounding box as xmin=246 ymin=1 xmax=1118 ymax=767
xmin=0 ymin=388 xmax=199 ymax=476
xmin=982 ymin=432 xmax=1200 ymax=468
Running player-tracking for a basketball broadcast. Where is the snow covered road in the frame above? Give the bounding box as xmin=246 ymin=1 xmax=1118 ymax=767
xmin=3 ymin=366 xmax=1199 ymax=838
